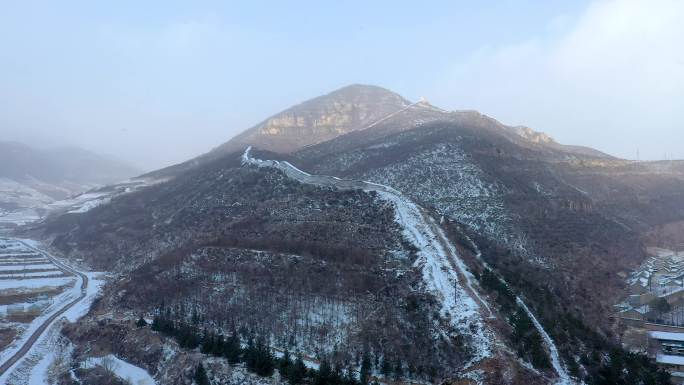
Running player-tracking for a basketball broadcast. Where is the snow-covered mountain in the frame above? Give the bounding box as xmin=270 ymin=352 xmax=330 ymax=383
xmin=20 ymin=85 xmax=684 ymax=384
xmin=0 ymin=141 xmax=140 ymax=226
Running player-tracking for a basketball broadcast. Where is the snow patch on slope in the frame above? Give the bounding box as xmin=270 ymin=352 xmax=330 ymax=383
xmin=376 ymin=190 xmax=492 ymax=363
xmin=242 ymin=147 xmax=492 ymax=365
xmin=83 ymin=355 xmax=156 ymax=385
xmin=360 ymin=143 xmax=509 ymax=239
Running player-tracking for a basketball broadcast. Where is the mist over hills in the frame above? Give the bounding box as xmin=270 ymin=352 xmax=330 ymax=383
xmin=0 ymin=141 xmax=140 ymax=191
xmin=0 ymin=141 xmax=140 ymax=224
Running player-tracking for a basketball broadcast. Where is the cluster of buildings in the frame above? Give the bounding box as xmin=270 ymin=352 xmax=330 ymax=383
xmin=618 ymin=249 xmax=684 ymax=326
xmin=617 ymin=248 xmax=684 ymax=383
xmin=649 ymin=330 xmax=684 ymax=383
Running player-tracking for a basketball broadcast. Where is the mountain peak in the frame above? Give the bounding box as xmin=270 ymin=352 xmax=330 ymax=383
xmin=213 ymin=84 xmax=411 ymax=154
xmin=323 ymin=83 xmax=404 ymax=99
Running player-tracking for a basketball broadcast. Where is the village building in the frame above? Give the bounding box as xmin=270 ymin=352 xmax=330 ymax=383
xmin=649 ymin=331 xmax=684 ymax=384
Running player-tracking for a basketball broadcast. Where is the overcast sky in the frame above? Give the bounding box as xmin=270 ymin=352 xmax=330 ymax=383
xmin=1 ymin=0 xmax=682 ymax=170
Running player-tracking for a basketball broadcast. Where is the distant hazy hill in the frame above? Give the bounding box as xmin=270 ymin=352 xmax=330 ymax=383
xmin=0 ymin=141 xmax=139 ymax=220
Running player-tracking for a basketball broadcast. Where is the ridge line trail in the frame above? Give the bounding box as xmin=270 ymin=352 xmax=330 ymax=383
xmin=0 ymin=239 xmax=89 ymax=378
xmin=243 ymin=148 xmax=496 ymax=361
xmin=242 ymin=147 xmax=491 ymax=316
xmin=243 ymin=147 xmax=573 ymax=384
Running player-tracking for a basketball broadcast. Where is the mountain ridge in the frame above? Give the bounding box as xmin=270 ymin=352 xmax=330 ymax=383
xmin=24 ymin=84 xmax=684 ymax=385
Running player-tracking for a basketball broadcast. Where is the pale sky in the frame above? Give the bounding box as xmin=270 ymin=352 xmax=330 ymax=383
xmin=1 ymin=0 xmax=682 ymax=170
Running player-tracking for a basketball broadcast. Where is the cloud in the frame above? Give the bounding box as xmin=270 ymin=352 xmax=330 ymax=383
xmin=553 ymin=0 xmax=684 ymax=97
xmin=438 ymin=0 xmax=684 ymax=160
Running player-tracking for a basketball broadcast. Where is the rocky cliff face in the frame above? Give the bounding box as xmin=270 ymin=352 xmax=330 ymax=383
xmin=512 ymin=126 xmax=555 ymax=144
xmin=212 ymin=84 xmax=410 ymax=154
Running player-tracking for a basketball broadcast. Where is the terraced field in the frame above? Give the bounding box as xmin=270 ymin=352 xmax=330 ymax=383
xmin=0 ymin=239 xmax=76 ymax=351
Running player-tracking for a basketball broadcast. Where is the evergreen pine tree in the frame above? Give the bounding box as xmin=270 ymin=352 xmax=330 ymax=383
xmin=194 ymin=363 xmax=210 ymax=385
xmin=288 ymin=354 xmax=307 ymax=385
xmin=191 ymin=308 xmax=200 ymax=325
xmin=407 ymin=363 xmax=416 ymax=379
xmin=344 ymin=366 xmax=357 ymax=385
xmin=359 ymin=352 xmax=372 ymax=385
xmin=244 ymin=337 xmax=256 ymax=371
xmin=224 ymin=331 xmax=241 ymax=364
xmin=212 ymin=334 xmax=224 ymax=357
xmin=136 ymin=316 xmax=147 ymax=328
xmin=316 ymin=359 xmax=332 ymax=385
xmin=393 ymin=359 xmax=403 ymax=379
xmin=380 ymin=357 xmax=391 ymax=377
xmin=201 ymin=329 xmax=213 ymax=354
xmin=279 ymin=348 xmax=292 ymax=378
xmin=253 ymin=338 xmax=275 ymax=377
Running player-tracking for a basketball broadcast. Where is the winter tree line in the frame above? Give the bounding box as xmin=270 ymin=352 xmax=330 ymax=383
xmin=478 ymin=268 xmax=671 ymax=384
xmin=129 ymin=245 xmax=461 ymax=379
xmin=148 ymin=309 xmax=442 ymax=384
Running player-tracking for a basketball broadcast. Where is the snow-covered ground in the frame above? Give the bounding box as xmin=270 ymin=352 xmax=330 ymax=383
xmin=83 ymin=355 xmax=156 ymax=385
xmin=0 ymin=238 xmax=105 ymax=384
xmin=243 ymin=147 xmax=576 ymax=384
xmin=0 ymin=272 xmax=64 ymax=279
xmin=0 ymin=276 xmax=75 ymax=291
xmin=0 ymin=179 xmax=53 ymax=211
xmin=1 ymin=318 xmax=62 ymax=385
xmin=516 ymin=298 xmax=572 ymax=385
xmin=374 ymin=190 xmax=492 ymax=363
xmin=461 ymin=233 xmax=574 ymax=384
xmin=0 ymin=264 xmax=56 ymax=272
xmin=0 ymin=176 xmax=168 ymax=228
xmin=64 ymin=193 xmax=110 ymax=214
xmin=50 ymin=176 xmax=169 ymax=215
xmin=0 ymin=209 xmax=42 ymax=226
xmin=243 ymin=147 xmax=492 ymax=365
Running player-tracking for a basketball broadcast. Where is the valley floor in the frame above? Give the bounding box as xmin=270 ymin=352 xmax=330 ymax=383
xmin=0 ymin=238 xmax=105 ymax=385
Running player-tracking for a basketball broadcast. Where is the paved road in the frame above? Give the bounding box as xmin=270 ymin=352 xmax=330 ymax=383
xmin=0 ymin=239 xmax=88 ymax=376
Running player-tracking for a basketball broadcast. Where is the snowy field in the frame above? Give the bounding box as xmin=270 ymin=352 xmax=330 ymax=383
xmin=48 ymin=176 xmax=169 ymax=215
xmin=0 ymin=239 xmax=76 ymax=354
xmin=0 ymin=176 xmax=169 ymax=229
xmin=0 ymin=242 xmax=68 ymax=288
xmin=83 ymin=355 xmax=156 ymax=385
xmin=0 ymin=238 xmax=107 ymax=384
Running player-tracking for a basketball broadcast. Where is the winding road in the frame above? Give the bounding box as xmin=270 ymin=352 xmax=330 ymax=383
xmin=0 ymin=239 xmax=88 ymax=377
